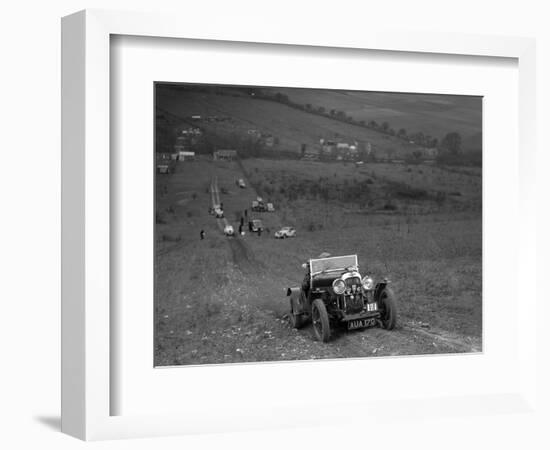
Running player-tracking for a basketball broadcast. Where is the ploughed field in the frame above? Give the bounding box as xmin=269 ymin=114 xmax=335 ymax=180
xmin=155 ymin=156 xmax=482 ymax=366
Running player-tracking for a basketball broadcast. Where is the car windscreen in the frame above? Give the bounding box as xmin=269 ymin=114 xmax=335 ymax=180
xmin=310 ymin=255 xmax=357 ymax=275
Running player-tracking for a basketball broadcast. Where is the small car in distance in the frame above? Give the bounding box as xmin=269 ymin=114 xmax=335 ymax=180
xmin=248 ymin=219 xmax=264 ymax=232
xmin=237 ymin=179 xmax=246 ymax=188
xmin=214 ymin=207 xmax=224 ymax=218
xmin=251 ymin=199 xmax=267 ymax=212
xmin=274 ymin=227 xmax=296 ymax=239
xmin=286 ymin=254 xmax=397 ymax=342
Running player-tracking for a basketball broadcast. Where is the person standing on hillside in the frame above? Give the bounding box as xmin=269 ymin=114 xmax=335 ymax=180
xmin=200 ymin=229 xmax=205 ymax=240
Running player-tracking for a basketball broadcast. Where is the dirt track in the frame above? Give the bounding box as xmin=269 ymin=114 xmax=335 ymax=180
xmin=210 ymin=176 xmax=263 ymax=272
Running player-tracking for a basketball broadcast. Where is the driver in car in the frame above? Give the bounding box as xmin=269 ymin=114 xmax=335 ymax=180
xmin=301 ymin=252 xmax=331 ymax=296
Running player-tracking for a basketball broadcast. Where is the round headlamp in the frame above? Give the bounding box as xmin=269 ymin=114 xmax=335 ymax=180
xmin=332 ymin=279 xmax=346 ymax=295
xmin=362 ymin=276 xmax=374 ymax=290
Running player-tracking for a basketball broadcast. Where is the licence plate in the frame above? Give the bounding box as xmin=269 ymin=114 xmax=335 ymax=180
xmin=348 ymin=318 xmax=376 ymax=330
xmin=367 ymin=303 xmax=378 ymax=312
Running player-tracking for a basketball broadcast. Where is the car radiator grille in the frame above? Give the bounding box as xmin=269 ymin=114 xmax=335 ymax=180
xmin=344 ymin=294 xmax=364 ymax=314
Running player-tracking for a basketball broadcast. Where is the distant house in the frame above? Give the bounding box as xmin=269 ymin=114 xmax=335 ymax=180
xmin=423 ymin=147 xmax=439 ymax=159
xmin=191 ymin=115 xmax=202 ymax=121
xmin=213 ymin=149 xmax=237 ymax=161
xmin=178 ymin=151 xmax=195 ymax=161
xmin=320 ymin=139 xmax=361 ymax=160
xmin=181 ymin=127 xmax=202 ymax=136
xmin=157 ymin=152 xmax=172 ymax=161
xmin=336 ymin=142 xmax=350 ymax=151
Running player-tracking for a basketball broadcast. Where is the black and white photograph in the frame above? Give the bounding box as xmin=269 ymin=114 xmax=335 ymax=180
xmin=154 ymin=83 xmax=482 ymax=366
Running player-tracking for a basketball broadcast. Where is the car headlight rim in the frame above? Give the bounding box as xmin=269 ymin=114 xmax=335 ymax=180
xmin=362 ymin=276 xmax=374 ymax=290
xmin=332 ymin=278 xmax=346 ymax=295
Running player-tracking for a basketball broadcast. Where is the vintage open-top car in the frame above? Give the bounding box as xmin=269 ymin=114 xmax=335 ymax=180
xmin=251 ymin=197 xmax=275 ymax=212
xmin=274 ymin=226 xmax=296 ymax=239
xmin=248 ymin=219 xmax=264 ymax=232
xmin=286 ymin=254 xmax=397 ymax=342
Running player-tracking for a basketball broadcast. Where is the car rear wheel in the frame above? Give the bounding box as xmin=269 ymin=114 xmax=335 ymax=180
xmin=289 ymin=296 xmax=305 ymax=329
xmin=379 ymin=287 xmax=397 ymax=330
xmin=312 ymin=299 xmax=331 ymax=342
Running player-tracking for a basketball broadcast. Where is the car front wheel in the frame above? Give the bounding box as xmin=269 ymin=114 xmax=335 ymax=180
xmin=312 ymin=299 xmax=331 ymax=342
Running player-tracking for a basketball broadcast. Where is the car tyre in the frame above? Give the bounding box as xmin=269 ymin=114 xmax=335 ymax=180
xmin=312 ymin=299 xmax=331 ymax=342
xmin=289 ymin=296 xmax=305 ymax=329
xmin=379 ymin=287 xmax=397 ymax=330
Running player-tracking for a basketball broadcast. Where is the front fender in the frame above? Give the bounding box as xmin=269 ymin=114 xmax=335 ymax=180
xmin=374 ymin=282 xmax=389 ymax=301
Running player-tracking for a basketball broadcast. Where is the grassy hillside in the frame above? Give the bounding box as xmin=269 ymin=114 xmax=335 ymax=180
xmin=272 ymin=88 xmax=482 ymax=152
xmin=156 ymin=85 xmax=429 ymax=158
xmin=155 ymin=157 xmax=482 ymax=365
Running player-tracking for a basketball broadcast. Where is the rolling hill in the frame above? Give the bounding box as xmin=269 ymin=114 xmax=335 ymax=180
xmin=272 ymin=88 xmax=482 ymax=152
xmin=156 ymin=85 xmax=434 ymax=158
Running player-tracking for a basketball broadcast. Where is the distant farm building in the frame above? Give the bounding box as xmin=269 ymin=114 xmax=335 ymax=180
xmin=247 ymin=129 xmax=261 ymax=138
xmin=175 ymin=128 xmax=202 ymax=150
xmin=157 ymin=152 xmax=172 ymax=161
xmin=180 ymin=127 xmax=202 ymax=136
xmin=336 ymin=142 xmax=350 ymax=151
xmin=178 ymin=151 xmax=195 ymax=161
xmin=213 ymin=149 xmax=237 ymax=161
xmin=320 ymin=139 xmax=360 ymax=160
xmin=423 ymin=147 xmax=439 ymax=159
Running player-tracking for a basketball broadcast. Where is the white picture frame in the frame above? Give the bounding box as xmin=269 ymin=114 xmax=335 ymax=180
xmin=61 ymin=9 xmax=538 ymax=441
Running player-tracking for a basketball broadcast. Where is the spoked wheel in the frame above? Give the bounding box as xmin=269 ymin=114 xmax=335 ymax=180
xmin=311 ymin=299 xmax=331 ymax=342
xmin=379 ymin=287 xmax=397 ymax=330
